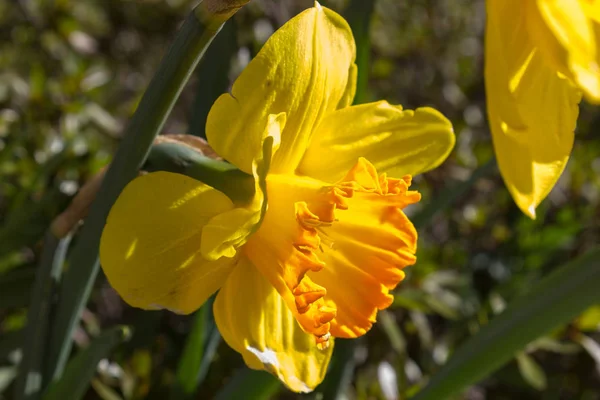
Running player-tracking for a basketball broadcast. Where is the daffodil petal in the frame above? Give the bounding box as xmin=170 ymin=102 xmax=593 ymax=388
xmin=99 ymin=172 xmax=235 ymax=314
xmin=200 ymin=114 xmax=283 ymax=260
xmin=206 ymin=3 xmax=356 ymax=174
xmin=337 ymin=63 xmax=358 ymax=109
xmin=485 ymin=4 xmax=581 ymax=218
xmin=213 ymin=256 xmax=334 ymax=393
xmin=485 ymin=0 xmax=534 ymax=130
xmin=299 ymin=101 xmax=455 ymax=182
xmin=531 ymin=0 xmax=600 ymax=101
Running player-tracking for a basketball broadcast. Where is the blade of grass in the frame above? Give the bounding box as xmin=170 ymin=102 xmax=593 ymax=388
xmin=345 ymin=0 xmax=375 ymax=104
xmin=170 ymin=295 xmax=221 ymax=399
xmin=43 ymin=326 xmax=132 ymax=400
xmin=196 ymin=327 xmax=221 ymax=385
xmin=170 ymin=304 xmax=209 ymax=400
xmin=44 ymin=2 xmax=246 ymax=382
xmin=14 ymin=232 xmax=71 ymax=400
xmin=213 ymin=368 xmax=280 ymax=400
xmin=412 ymin=248 xmax=600 ymax=400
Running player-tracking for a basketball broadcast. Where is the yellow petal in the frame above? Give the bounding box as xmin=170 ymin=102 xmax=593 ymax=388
xmin=244 ymin=158 xmax=420 ymax=343
xmin=581 ymin=0 xmax=600 ymax=23
xmin=485 ymin=3 xmax=581 ymax=218
xmin=299 ymin=101 xmax=455 ymax=182
xmin=201 ymin=114 xmax=283 ymax=260
xmin=337 ymin=63 xmax=358 ymax=109
xmin=530 ymin=0 xmax=600 ymax=101
xmin=485 ymin=0 xmax=533 ymax=130
xmin=206 ymin=3 xmax=356 ymax=174
xmin=213 ymin=256 xmax=334 ymax=393
xmin=99 ymin=172 xmax=235 ymax=314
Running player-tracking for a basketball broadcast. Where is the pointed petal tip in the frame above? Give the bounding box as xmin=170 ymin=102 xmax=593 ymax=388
xmin=527 ymin=204 xmax=537 ymax=219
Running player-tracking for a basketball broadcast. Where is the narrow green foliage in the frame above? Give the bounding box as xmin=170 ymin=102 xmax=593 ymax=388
xmin=170 ymin=306 xmax=208 ymax=399
xmin=346 ymin=0 xmax=375 ymax=104
xmin=45 ymin=5 xmax=239 ymax=382
xmin=14 ymin=232 xmax=71 ymax=399
xmin=43 ymin=326 xmax=132 ymax=400
xmin=413 ymin=248 xmax=600 ymax=400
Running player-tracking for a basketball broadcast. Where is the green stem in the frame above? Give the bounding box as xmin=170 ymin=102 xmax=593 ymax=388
xmin=45 ymin=3 xmax=240 ymax=383
xmin=145 ymin=142 xmax=255 ymax=204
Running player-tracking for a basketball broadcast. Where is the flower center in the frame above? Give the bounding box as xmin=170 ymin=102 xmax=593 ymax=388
xmin=244 ymin=158 xmax=420 ymax=349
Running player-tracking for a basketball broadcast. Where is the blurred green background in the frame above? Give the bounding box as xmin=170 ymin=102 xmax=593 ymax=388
xmin=1 ymin=0 xmax=599 ymax=399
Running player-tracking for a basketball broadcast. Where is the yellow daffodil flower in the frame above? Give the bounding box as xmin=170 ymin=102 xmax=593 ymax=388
xmin=485 ymin=0 xmax=600 ymax=218
xmin=100 ymin=3 xmax=455 ymax=392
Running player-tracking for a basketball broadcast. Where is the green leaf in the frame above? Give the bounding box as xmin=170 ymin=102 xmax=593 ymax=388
xmin=170 ymin=301 xmax=213 ymax=400
xmin=14 ymin=232 xmax=71 ymax=399
xmin=412 ymin=248 xmax=600 ymax=400
xmin=213 ymin=368 xmax=280 ymax=400
xmin=43 ymin=326 xmax=131 ymax=400
xmin=515 ymin=353 xmax=547 ymax=391
xmin=45 ymin=4 xmax=243 ymax=382
xmin=345 ymin=0 xmax=375 ymax=104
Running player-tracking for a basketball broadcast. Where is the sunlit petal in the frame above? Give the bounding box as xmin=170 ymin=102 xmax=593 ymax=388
xmin=206 ymin=3 xmax=356 ymax=174
xmin=214 ymin=257 xmax=334 ymax=393
xmin=100 ymin=172 xmax=235 ymax=314
xmin=532 ymin=0 xmax=600 ymax=101
xmin=300 ymin=101 xmax=454 ymax=182
xmin=201 ymin=114 xmax=283 ymax=260
xmin=486 ymin=0 xmax=581 ymax=218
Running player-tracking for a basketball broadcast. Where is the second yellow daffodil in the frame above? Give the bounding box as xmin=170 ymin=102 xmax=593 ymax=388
xmin=100 ymin=3 xmax=455 ymax=392
xmin=486 ymin=0 xmax=600 ymax=218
